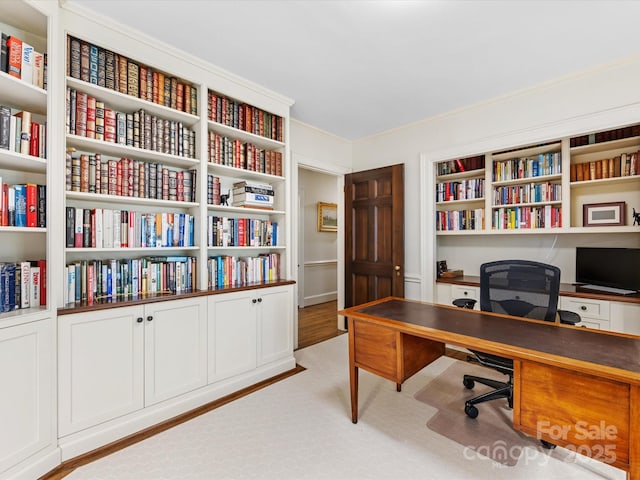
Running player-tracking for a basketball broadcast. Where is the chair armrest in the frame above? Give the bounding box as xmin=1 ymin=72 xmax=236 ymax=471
xmin=453 ymin=298 xmax=477 ymax=309
xmin=558 ymin=309 xmax=581 ymax=325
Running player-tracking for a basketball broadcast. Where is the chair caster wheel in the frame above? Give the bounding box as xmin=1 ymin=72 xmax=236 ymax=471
xmin=540 ymin=440 xmax=556 ymax=449
xmin=463 ymin=378 xmax=475 ymax=389
xmin=464 ymin=403 xmax=478 ymax=419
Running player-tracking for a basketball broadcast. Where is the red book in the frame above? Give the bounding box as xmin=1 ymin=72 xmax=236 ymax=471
xmin=37 ymin=259 xmax=46 ymax=306
xmin=75 ymin=91 xmax=87 ymax=137
xmin=86 ymin=95 xmax=96 ymax=139
xmin=29 ymin=121 xmax=39 ymax=157
xmin=26 ymin=183 xmax=37 ymax=227
xmin=1 ymin=183 xmax=8 ymax=226
xmin=7 ymin=36 xmax=22 ymax=79
xmin=454 ymin=159 xmax=466 ymax=172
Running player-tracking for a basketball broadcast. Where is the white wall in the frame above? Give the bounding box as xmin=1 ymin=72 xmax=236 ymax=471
xmin=352 ymin=55 xmax=640 ymax=298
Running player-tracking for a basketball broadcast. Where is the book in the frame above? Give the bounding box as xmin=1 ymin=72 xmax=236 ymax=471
xmin=69 ymin=36 xmax=80 ymax=78
xmin=29 ymin=120 xmax=39 ymax=157
xmin=19 ymin=261 xmax=30 ymax=308
xmin=89 ymin=44 xmax=99 ymax=84
xmin=20 ymin=41 xmax=34 ymax=85
xmin=7 ymin=36 xmax=22 ymax=79
xmin=0 ymin=32 xmax=8 ymax=74
xmin=29 ymin=264 xmax=40 ymax=306
xmin=14 ymin=111 xmax=31 ymax=154
xmin=37 ymin=184 xmax=46 ymax=227
xmin=80 ymin=40 xmax=90 ymax=82
xmin=74 ymin=207 xmax=83 ymax=247
xmin=26 ymin=183 xmax=37 ymax=227
xmin=66 ymin=206 xmax=75 ymax=247
xmin=14 ymin=184 xmax=26 ymax=227
xmin=33 ymin=51 xmax=44 ymax=88
xmin=0 ymin=104 xmax=10 ymax=150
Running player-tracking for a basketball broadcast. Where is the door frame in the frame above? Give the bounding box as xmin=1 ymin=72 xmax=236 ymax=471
xmin=292 ymin=153 xmax=351 ymax=343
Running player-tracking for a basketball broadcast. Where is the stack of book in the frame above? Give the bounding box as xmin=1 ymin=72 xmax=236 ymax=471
xmin=231 ymin=181 xmax=274 ymax=209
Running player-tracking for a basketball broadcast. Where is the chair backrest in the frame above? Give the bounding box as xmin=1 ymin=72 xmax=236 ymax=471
xmin=479 ymin=260 xmax=560 ymax=323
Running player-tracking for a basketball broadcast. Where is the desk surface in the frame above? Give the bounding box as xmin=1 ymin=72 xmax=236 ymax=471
xmin=349 ymin=297 xmax=640 ymax=377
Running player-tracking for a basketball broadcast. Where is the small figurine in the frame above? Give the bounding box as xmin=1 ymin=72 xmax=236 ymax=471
xmin=633 ymin=208 xmax=640 ymax=226
xmin=220 ymin=190 xmax=230 ymax=206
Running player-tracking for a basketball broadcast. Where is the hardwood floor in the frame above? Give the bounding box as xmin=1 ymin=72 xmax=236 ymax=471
xmin=297 ymin=300 xmax=344 ymax=350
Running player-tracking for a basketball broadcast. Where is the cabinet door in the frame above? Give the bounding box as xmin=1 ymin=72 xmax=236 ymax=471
xmin=257 ymin=286 xmax=293 ymax=366
xmin=0 ymin=319 xmax=53 ymax=474
xmin=610 ymin=302 xmax=640 ymax=335
xmin=208 ymin=291 xmax=257 ymax=383
xmin=144 ymin=297 xmax=207 ymax=406
xmin=58 ymin=306 xmax=144 ymax=436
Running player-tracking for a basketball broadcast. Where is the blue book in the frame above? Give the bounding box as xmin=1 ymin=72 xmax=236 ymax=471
xmin=14 ymin=184 xmax=27 ymax=227
xmin=89 ymin=45 xmax=99 ymax=84
xmin=272 ymin=222 xmax=278 ymax=246
xmin=0 ymin=263 xmax=16 ymax=312
xmin=178 ymin=213 xmax=185 ymax=247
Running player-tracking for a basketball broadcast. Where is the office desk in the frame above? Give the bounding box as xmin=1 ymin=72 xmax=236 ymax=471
xmin=340 ymin=297 xmax=640 ymax=480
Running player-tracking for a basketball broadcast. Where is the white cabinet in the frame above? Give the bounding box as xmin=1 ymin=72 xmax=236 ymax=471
xmin=58 ymin=297 xmax=206 ymax=435
xmin=560 ymin=296 xmax=611 ymax=330
xmin=610 ymin=302 xmax=640 ymax=335
xmin=208 ymin=285 xmax=293 ymax=383
xmin=436 ymin=283 xmax=479 ymax=309
xmin=144 ymin=297 xmax=207 ymax=406
xmin=0 ymin=319 xmax=53 ymax=475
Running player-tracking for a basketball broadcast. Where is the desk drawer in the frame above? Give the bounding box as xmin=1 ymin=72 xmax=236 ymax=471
xmin=560 ymin=297 xmax=610 ymax=321
xmin=451 ymin=286 xmax=479 ymax=305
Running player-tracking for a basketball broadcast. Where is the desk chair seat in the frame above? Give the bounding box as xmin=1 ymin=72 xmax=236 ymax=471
xmin=453 ymin=260 xmax=580 ymax=420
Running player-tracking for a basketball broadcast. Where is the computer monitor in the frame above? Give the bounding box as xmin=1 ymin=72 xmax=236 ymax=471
xmin=575 ymin=247 xmax=640 ymax=293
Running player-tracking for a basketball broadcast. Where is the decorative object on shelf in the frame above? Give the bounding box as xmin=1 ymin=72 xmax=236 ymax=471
xmin=436 ymin=260 xmax=448 ymax=277
xmin=583 ymin=201 xmax=626 ymax=227
xmin=440 ymin=269 xmax=463 ymax=278
xmin=220 ymin=190 xmax=230 ymax=206
xmin=633 ymin=208 xmax=640 ymax=226
xmin=317 ymin=202 xmax=337 ymax=232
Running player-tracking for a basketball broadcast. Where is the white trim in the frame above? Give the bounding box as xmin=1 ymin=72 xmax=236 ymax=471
xmin=304 ymin=260 xmax=338 ymax=267
xmin=303 ymin=292 xmax=338 ymax=307
xmin=420 ymin=154 xmax=436 ymax=303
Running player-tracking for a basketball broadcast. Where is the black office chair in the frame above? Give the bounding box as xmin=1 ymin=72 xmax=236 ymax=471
xmin=453 ymin=260 xmax=580 ymax=420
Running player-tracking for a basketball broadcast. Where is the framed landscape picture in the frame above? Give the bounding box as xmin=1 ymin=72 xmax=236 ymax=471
xmin=317 ymin=202 xmax=338 ymax=232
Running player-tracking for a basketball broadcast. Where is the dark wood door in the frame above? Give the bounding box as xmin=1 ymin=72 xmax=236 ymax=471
xmin=345 ymin=164 xmax=404 ymax=307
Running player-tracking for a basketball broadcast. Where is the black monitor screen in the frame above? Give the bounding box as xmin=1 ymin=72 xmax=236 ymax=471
xmin=576 ymin=247 xmax=640 ymax=292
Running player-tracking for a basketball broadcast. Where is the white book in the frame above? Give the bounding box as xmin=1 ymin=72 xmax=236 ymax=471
xmin=161 ymin=212 xmax=168 ymax=247
xmin=32 ymin=51 xmax=44 ymax=89
xmin=103 ymin=209 xmax=113 ymax=248
xmin=94 ymin=208 xmax=103 ymax=248
xmin=20 ymin=42 xmax=34 ymax=85
xmin=67 ymin=265 xmax=76 ymax=304
xmin=30 ymin=265 xmax=40 ymax=306
xmin=113 ymin=209 xmax=121 ymax=248
xmin=20 ymin=261 xmax=30 ymax=308
xmin=74 ymin=207 xmax=83 ymax=247
xmin=8 ymin=116 xmax=16 ymax=152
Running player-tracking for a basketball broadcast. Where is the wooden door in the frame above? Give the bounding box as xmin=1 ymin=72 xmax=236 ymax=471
xmin=345 ymin=164 xmax=404 ymax=307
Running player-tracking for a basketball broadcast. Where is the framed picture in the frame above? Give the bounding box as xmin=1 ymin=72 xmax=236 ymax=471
xmin=317 ymin=202 xmax=338 ymax=232
xmin=583 ymin=201 xmax=626 ymax=227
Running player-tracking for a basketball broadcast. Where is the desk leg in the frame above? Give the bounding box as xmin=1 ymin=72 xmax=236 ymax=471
xmin=348 ymin=317 xmax=359 ymax=423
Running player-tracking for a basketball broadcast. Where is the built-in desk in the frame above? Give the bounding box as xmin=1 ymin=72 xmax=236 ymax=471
xmin=341 ymin=297 xmax=640 ymax=480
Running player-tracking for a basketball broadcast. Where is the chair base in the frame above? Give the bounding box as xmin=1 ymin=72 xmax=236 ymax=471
xmin=463 ymin=373 xmax=513 ymax=419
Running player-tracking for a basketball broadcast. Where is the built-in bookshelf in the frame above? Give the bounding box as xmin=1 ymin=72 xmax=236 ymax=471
xmin=0 ymin=8 xmax=49 ymax=318
xmin=205 ymin=89 xmax=287 ymax=290
xmin=64 ymin=34 xmax=202 ymax=306
xmin=433 ymin=124 xmax=640 ymax=235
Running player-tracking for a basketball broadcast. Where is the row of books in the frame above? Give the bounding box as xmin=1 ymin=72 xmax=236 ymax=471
xmin=67 ymin=36 xmax=197 ymax=115
xmin=492 ymin=182 xmax=561 ymax=206
xmin=0 ymin=107 xmax=47 ymax=158
xmin=492 ymin=205 xmax=562 ymax=230
xmin=570 ymin=125 xmax=640 ymax=148
xmin=67 ymin=87 xmax=197 ymax=159
xmin=493 ymin=153 xmax=562 ymax=182
xmin=64 ymin=256 xmax=197 ymax=305
xmin=208 ymin=131 xmax=283 ymax=176
xmin=65 ymin=150 xmax=197 ymax=202
xmin=207 ymin=253 xmax=281 ymax=289
xmin=436 ymin=156 xmax=485 ymax=176
xmin=435 ymin=209 xmax=485 ymax=232
xmin=65 ymin=207 xmax=195 ymax=249
xmin=208 ymin=216 xmax=278 ymax=247
xmin=0 ymin=181 xmax=46 ymax=227
xmin=435 ymin=178 xmax=484 ymax=203
xmin=208 ymin=90 xmax=283 ymax=142
xmin=208 ymin=174 xmax=222 ymax=206
xmin=570 ymin=153 xmax=638 ymax=182
xmin=0 ymin=260 xmax=46 ymax=312
xmin=1 ymin=32 xmax=47 ymax=89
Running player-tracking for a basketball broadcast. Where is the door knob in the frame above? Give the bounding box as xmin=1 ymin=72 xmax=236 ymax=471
xmin=394 ymin=265 xmax=401 ymax=276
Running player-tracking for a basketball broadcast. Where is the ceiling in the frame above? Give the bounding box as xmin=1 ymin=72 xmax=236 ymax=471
xmin=66 ymin=0 xmax=640 ymax=141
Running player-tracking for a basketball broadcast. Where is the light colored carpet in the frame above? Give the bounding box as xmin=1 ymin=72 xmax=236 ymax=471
xmin=65 ymin=334 xmax=625 ymax=480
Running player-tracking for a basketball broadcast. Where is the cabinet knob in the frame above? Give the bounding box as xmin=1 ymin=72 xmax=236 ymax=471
xmin=147 ymin=315 xmax=153 ymax=321
xmin=581 ymin=306 xmax=587 ymax=311
xmin=252 ymin=299 xmax=257 ymax=304
xmin=464 ymin=291 xmax=468 ymax=296
xmin=136 ymin=317 xmax=143 ymax=323
xmin=257 ymin=298 xmax=262 ymax=303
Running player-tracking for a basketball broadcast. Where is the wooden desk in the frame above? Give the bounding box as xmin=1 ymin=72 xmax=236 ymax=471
xmin=340 ymin=297 xmax=640 ymax=480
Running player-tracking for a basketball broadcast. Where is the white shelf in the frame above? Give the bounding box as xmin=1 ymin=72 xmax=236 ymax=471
xmin=436 ymin=198 xmax=484 ymax=206
xmin=65 ymin=246 xmax=199 ymax=254
xmin=0 ymin=149 xmax=47 ymax=173
xmin=435 ymin=168 xmax=485 ymax=182
xmin=491 ymin=200 xmax=562 ymax=209
xmin=207 ymin=246 xmax=285 ymax=251
xmin=0 ymin=71 xmax=47 ymax=114
xmin=492 ymin=173 xmax=562 ymax=187
xmin=207 ymin=204 xmax=285 ymax=215
xmin=66 ymin=191 xmax=199 ymax=208
xmin=570 ymin=175 xmax=640 ymax=189
xmin=570 ymin=136 xmax=640 ymax=156
xmin=0 ymin=226 xmax=46 ymax=233
xmin=208 ymin=120 xmax=285 ymax=151
xmin=66 ymin=134 xmax=200 ymax=170
xmin=491 ymin=141 xmax=562 ymax=161
xmin=207 ymin=162 xmax=285 ymax=183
